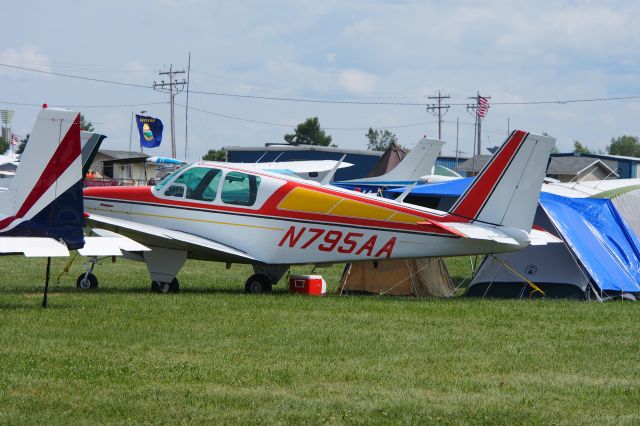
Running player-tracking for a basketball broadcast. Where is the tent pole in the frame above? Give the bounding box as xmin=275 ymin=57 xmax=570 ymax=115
xmin=41 ymin=257 xmax=51 ymax=308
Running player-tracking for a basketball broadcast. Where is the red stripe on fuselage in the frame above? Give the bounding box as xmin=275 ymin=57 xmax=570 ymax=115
xmin=84 ymin=182 xmax=459 ymax=236
xmin=449 ymin=130 xmax=527 ymax=220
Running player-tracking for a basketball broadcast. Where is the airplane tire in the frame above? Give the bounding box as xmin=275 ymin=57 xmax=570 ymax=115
xmin=244 ymin=274 xmax=272 ymax=294
xmin=151 ymin=278 xmax=180 ymax=294
xmin=76 ymin=273 xmax=98 ymax=290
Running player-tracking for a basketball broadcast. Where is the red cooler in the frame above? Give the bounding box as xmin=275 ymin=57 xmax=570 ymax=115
xmin=289 ymin=274 xmax=327 ymax=295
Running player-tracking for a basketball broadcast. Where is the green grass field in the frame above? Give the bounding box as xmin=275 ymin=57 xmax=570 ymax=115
xmin=0 ymin=255 xmax=638 ymax=424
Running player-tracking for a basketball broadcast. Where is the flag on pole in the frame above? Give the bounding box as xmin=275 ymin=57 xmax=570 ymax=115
xmin=11 ymin=134 xmax=19 ymax=145
xmin=136 ymin=115 xmax=163 ymax=148
xmin=476 ymin=96 xmax=489 ymax=118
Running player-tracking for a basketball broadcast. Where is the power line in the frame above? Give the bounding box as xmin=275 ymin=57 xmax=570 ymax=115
xmin=3 ymin=62 xmax=640 ymax=107
xmin=0 ymin=63 xmax=151 ymax=89
xmin=0 ymin=99 xmax=168 ymax=108
xmin=179 ymin=103 xmax=437 ymax=131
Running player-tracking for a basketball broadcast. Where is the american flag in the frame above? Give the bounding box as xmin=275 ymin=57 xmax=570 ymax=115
xmin=11 ymin=134 xmax=19 ymax=145
xmin=476 ymin=96 xmax=489 ymax=118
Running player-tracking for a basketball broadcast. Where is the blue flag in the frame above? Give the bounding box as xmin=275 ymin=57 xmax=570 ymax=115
xmin=136 ymin=115 xmax=163 ymax=148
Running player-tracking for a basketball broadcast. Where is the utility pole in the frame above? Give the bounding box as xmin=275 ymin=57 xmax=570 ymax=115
xmin=426 ymin=91 xmax=450 ymax=140
xmin=153 ymin=65 xmax=186 ymax=158
xmin=466 ymin=92 xmax=491 ymax=156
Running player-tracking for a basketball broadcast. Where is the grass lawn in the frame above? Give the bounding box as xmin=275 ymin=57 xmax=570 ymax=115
xmin=0 ymin=255 xmax=638 ymax=424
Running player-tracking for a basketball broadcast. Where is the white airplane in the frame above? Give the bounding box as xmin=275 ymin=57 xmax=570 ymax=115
xmin=83 ymin=130 xmax=556 ymax=293
xmin=333 ymin=136 xmax=444 ymax=192
xmin=146 ymin=156 xmax=353 ymax=184
xmin=0 ymin=107 xmax=148 ymax=277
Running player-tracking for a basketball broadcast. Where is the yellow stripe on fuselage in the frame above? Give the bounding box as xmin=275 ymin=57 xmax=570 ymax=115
xmin=277 ymin=187 xmax=424 ymax=224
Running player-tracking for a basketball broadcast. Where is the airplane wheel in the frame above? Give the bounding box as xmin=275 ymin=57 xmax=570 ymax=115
xmin=244 ymin=274 xmax=272 ymax=294
xmin=76 ymin=273 xmax=98 ymax=290
xmin=151 ymin=278 xmax=180 ymax=294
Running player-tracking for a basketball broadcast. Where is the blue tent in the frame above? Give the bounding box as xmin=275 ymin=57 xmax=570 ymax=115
xmin=540 ymin=193 xmax=640 ymax=293
xmin=389 ymin=179 xmax=640 ymax=295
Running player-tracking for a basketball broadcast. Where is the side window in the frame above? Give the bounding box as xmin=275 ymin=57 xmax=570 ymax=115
xmin=164 ymin=167 xmax=221 ymax=201
xmin=200 ymin=169 xmax=222 ymax=201
xmin=221 ymin=171 xmax=261 ymax=206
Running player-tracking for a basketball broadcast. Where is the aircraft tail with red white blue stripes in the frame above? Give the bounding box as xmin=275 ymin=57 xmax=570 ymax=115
xmin=448 ymin=130 xmax=555 ymax=232
xmin=0 ymin=107 xmax=85 ymax=251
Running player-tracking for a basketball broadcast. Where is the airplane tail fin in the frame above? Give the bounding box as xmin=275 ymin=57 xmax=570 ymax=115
xmin=374 ymin=137 xmax=444 ymax=181
xmin=448 ymin=130 xmax=554 ymax=232
xmin=80 ymin=131 xmax=107 ymax=176
xmin=0 ymin=107 xmax=85 ymax=248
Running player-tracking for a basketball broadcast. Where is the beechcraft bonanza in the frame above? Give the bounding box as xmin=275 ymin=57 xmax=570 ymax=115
xmin=0 ymin=107 xmax=148 ymax=296
xmin=83 ymin=129 xmax=557 ymax=294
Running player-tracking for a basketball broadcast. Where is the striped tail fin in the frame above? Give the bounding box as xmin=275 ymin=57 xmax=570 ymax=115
xmin=0 ymin=107 xmax=85 ymax=248
xmin=449 ymin=130 xmax=554 ymax=231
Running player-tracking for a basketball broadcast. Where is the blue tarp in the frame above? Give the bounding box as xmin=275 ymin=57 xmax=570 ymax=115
xmin=387 ymin=178 xmax=640 ymax=293
xmin=540 ymin=193 xmax=640 ymax=293
xmin=386 ymin=177 xmax=473 ymax=197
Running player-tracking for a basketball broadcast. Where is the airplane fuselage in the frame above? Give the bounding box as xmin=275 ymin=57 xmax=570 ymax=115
xmin=84 ymin=163 xmax=523 ymax=265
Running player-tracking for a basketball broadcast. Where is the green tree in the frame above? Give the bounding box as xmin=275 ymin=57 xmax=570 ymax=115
xmin=80 ymin=114 xmax=94 ymax=132
xmin=202 ymin=148 xmax=227 ymax=161
xmin=607 ymin=135 xmax=640 ymax=157
xmin=573 ymin=140 xmax=591 ymax=154
xmin=16 ymin=133 xmax=29 ymax=155
xmin=284 ymin=117 xmax=333 ymax=146
xmin=365 ymin=128 xmax=399 ymax=151
xmin=0 ymin=137 xmax=9 ymax=155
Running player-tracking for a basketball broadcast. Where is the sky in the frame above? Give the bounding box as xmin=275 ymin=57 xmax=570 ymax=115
xmin=2 ymin=0 xmax=640 ymax=160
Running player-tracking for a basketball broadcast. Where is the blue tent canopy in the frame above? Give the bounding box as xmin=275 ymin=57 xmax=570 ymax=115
xmin=387 ymin=178 xmax=640 ymax=293
xmin=540 ymin=193 xmax=640 ymax=293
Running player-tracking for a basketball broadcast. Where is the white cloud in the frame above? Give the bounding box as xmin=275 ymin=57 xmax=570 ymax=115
xmin=338 ymin=69 xmax=377 ymax=95
xmin=0 ymin=45 xmax=51 ymax=78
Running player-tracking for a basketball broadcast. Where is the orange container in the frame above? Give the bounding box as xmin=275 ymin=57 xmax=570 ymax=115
xmin=289 ymin=274 xmax=327 ymax=295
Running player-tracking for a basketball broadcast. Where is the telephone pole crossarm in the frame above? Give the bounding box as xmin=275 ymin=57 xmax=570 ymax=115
xmin=153 ymin=65 xmax=187 ymax=159
xmin=426 ymin=91 xmax=451 ymax=140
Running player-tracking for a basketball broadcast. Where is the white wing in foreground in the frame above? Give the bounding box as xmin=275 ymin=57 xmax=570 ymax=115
xmin=86 ymin=213 xmax=258 ymax=263
xmin=0 ymin=237 xmax=70 ymax=257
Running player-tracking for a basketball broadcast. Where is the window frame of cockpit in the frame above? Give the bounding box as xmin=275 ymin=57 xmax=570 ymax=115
xmin=153 ymin=164 xmax=285 ymax=209
xmin=154 ymin=165 xmax=223 ymax=203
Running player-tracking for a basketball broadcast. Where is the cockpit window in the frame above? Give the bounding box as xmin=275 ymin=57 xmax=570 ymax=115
xmin=221 ymin=171 xmax=261 ymax=206
xmin=154 ymin=165 xmax=186 ymax=192
xmin=164 ymin=167 xmax=222 ymax=201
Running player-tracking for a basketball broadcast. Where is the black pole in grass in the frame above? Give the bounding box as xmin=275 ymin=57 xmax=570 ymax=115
xmin=41 ymin=257 xmax=51 ymax=308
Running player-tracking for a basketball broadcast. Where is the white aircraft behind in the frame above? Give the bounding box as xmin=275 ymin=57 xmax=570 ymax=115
xmin=333 ymin=136 xmax=444 ymax=192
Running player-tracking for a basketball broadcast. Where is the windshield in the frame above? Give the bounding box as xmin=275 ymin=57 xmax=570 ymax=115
xmin=154 ymin=165 xmax=187 ymax=191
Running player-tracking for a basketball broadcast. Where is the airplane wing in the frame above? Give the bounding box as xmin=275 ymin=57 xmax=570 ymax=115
xmin=0 ymin=237 xmax=70 ymax=257
xmin=85 ymin=213 xmax=259 ymax=263
xmin=80 ymin=229 xmax=151 ymax=256
xmin=528 ymin=228 xmax=563 ymax=245
xmin=249 ymin=160 xmax=353 ymax=174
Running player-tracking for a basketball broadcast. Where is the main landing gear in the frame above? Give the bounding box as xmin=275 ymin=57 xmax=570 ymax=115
xmin=244 ymin=274 xmax=272 ymax=294
xmin=243 ymin=265 xmax=288 ymax=294
xmin=151 ymin=278 xmax=180 ymax=294
xmin=76 ymin=257 xmax=100 ymax=289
